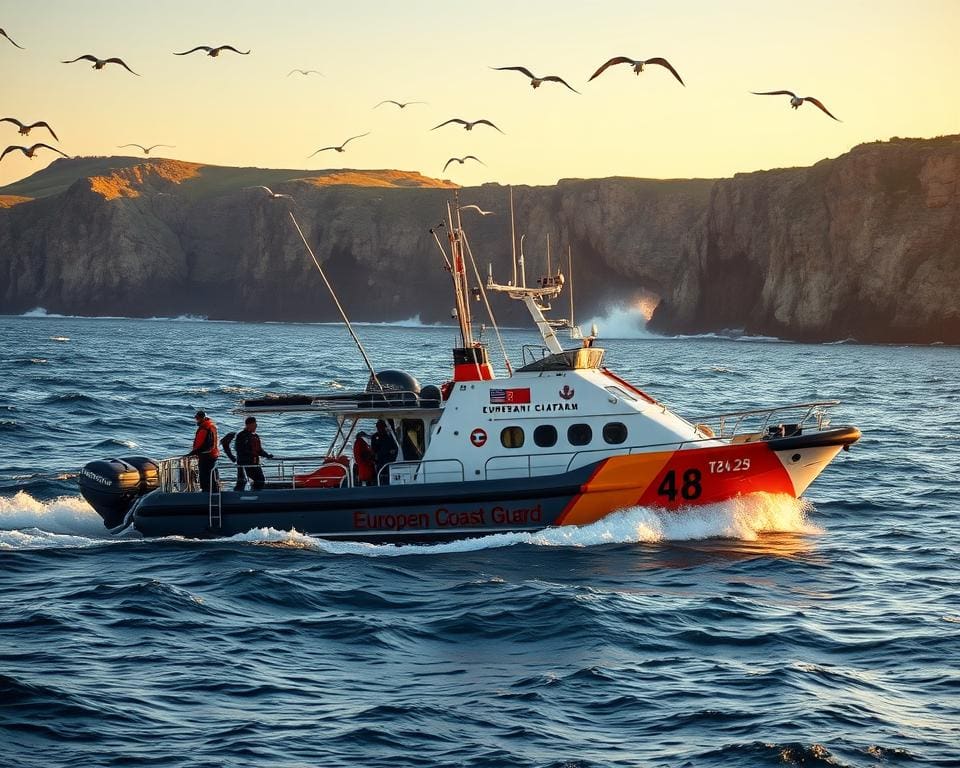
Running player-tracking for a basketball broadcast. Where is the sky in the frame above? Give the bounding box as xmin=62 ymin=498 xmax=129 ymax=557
xmin=1 ymin=0 xmax=957 ymax=188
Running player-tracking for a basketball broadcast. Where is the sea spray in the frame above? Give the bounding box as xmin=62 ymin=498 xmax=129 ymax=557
xmin=0 ymin=491 xmax=114 ymax=539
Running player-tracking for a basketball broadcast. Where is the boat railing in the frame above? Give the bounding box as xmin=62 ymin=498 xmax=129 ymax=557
xmin=481 ymin=402 xmax=843 ymax=480
xmin=156 ymin=454 xmax=351 ymax=492
xmin=377 ymin=458 xmax=465 ymax=486
xmin=521 ymin=344 xmax=552 ymax=367
xmin=484 ymin=446 xmax=668 ymax=480
xmin=239 ymin=389 xmax=442 ymax=414
xmin=688 ymin=400 xmax=840 ymax=441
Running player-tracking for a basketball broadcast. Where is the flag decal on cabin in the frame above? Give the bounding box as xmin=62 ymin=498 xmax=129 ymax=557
xmin=489 ymin=388 xmax=531 ymax=404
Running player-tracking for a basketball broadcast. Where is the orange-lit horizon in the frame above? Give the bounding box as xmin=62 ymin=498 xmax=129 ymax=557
xmin=1 ymin=0 xmax=957 ymax=189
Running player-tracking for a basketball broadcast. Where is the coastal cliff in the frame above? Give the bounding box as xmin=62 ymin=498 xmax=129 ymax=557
xmin=1 ymin=135 xmax=957 ymax=343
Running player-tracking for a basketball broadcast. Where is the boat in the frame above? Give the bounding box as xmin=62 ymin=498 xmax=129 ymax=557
xmin=79 ymin=199 xmax=861 ymax=541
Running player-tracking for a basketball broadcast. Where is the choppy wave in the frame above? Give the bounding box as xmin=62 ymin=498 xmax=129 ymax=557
xmin=2 ymin=312 xmax=958 ymax=768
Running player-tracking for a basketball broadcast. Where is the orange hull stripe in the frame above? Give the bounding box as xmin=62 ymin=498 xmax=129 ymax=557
xmin=557 ymin=451 xmax=675 ymax=526
xmin=556 ymin=443 xmax=796 ymax=527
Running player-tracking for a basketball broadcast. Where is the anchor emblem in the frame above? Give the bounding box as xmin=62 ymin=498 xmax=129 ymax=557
xmin=559 ymin=385 xmax=575 ymax=400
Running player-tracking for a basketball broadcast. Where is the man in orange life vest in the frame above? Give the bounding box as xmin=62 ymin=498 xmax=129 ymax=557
xmin=187 ymin=410 xmax=219 ymax=492
xmin=353 ymin=431 xmax=376 ymax=486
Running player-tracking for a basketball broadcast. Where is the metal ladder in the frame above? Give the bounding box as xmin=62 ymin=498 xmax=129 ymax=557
xmin=208 ymin=468 xmax=222 ymax=530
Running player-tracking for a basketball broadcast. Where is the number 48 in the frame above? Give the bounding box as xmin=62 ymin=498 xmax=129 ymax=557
xmin=657 ymin=468 xmax=702 ymax=501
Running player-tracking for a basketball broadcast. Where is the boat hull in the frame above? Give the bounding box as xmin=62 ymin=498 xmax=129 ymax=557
xmin=130 ymin=427 xmax=860 ymax=541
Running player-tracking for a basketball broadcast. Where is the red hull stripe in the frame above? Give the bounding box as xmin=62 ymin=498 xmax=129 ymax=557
xmin=557 ymin=441 xmax=795 ymax=527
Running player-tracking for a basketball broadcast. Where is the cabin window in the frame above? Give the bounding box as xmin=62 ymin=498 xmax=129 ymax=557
xmin=567 ymin=423 xmax=592 ymax=446
xmin=533 ymin=424 xmax=557 ymax=448
xmin=603 ymin=422 xmax=628 ymax=444
xmin=500 ymin=426 xmax=525 ymax=449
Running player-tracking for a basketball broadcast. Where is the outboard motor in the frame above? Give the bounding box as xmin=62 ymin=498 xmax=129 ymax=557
xmin=120 ymin=455 xmax=160 ymax=494
xmin=79 ymin=456 xmax=159 ymax=530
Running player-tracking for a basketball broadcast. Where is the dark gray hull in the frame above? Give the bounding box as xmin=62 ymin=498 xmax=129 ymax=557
xmin=132 ymin=466 xmax=594 ymax=541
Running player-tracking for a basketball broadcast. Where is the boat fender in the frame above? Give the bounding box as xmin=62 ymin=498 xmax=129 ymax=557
xmin=420 ymin=384 xmax=443 ymax=407
xmin=220 ymin=432 xmax=237 ymax=463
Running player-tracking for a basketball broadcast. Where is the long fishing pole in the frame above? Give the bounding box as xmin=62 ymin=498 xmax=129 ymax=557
xmin=287 ymin=211 xmax=383 ymax=393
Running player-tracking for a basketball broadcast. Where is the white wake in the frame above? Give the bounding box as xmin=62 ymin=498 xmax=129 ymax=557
xmin=0 ymin=491 xmax=819 ymax=553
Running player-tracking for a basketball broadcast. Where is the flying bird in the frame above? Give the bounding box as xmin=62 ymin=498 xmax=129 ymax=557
xmin=0 ymin=118 xmax=58 ymax=141
xmin=308 ymin=132 xmax=370 ymax=156
xmin=118 ymin=143 xmax=175 ymax=155
xmin=174 ymin=45 xmax=250 ymax=57
xmin=1 ymin=143 xmax=69 ymax=162
xmin=751 ymin=90 xmax=840 ymax=121
xmin=443 ymin=155 xmax=485 ymax=172
xmin=459 ymin=204 xmax=494 ymax=216
xmin=61 ymin=54 xmax=140 ymax=75
xmin=588 ymin=56 xmax=684 ymax=86
xmin=0 ymin=28 xmax=24 ymax=48
xmin=491 ymin=66 xmax=580 ymax=93
xmin=374 ymin=99 xmax=427 ymax=109
xmin=431 ymin=118 xmax=504 ymax=133
xmin=249 ymin=185 xmax=293 ymax=200
xmin=288 ymin=69 xmax=323 ymax=77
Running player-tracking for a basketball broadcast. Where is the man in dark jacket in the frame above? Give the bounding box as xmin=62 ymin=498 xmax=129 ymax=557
xmin=370 ymin=419 xmax=398 ymax=484
xmin=188 ymin=410 xmax=220 ymax=492
xmin=233 ymin=416 xmax=274 ymax=491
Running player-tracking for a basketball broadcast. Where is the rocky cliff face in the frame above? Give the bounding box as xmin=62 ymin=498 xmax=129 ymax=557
xmin=1 ymin=136 xmax=958 ymax=343
xmin=648 ymin=136 xmax=960 ymax=343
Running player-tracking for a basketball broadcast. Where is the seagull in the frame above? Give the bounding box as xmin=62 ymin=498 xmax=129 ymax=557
xmin=174 ymin=45 xmax=250 ymax=57
xmin=288 ymin=69 xmax=323 ymax=77
xmin=1 ymin=28 xmax=24 ymax=49
xmin=432 ymin=118 xmax=504 ymax=133
xmin=61 ymin=55 xmax=140 ymax=75
xmin=459 ymin=204 xmax=494 ymax=216
xmin=0 ymin=118 xmax=58 ymax=141
xmin=751 ymin=90 xmax=840 ymax=121
xmin=588 ymin=56 xmax=684 ymax=86
xmin=249 ymin=185 xmax=293 ymax=200
xmin=308 ymin=132 xmax=370 ymax=156
xmin=443 ymin=155 xmax=485 ymax=172
xmin=491 ymin=66 xmax=580 ymax=93
xmin=118 ymin=143 xmax=175 ymax=155
xmin=374 ymin=99 xmax=427 ymax=109
xmin=1 ymin=143 xmax=69 ymax=161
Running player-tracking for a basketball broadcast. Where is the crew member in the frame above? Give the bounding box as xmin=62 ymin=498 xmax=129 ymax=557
xmin=188 ymin=410 xmax=220 ymax=492
xmin=371 ymin=419 xmax=398 ymax=484
xmin=234 ymin=416 xmax=274 ymax=491
xmin=353 ymin=431 xmax=376 ymax=486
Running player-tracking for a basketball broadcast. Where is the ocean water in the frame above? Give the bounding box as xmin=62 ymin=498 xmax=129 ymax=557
xmin=1 ymin=313 xmax=958 ymax=767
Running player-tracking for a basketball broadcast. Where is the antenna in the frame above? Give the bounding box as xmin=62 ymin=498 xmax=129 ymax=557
xmin=448 ymin=197 xmax=473 ymax=348
xmin=509 ymin=186 xmax=517 ymax=286
xmin=519 ymin=233 xmax=527 ymax=288
xmin=287 ymin=211 xmax=383 ymax=392
xmin=546 ymin=233 xmax=551 ymax=279
xmin=568 ymin=245 xmax=575 ymax=330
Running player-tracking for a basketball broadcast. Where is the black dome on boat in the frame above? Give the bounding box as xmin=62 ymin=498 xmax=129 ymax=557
xmin=366 ymin=370 xmax=421 ymax=394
